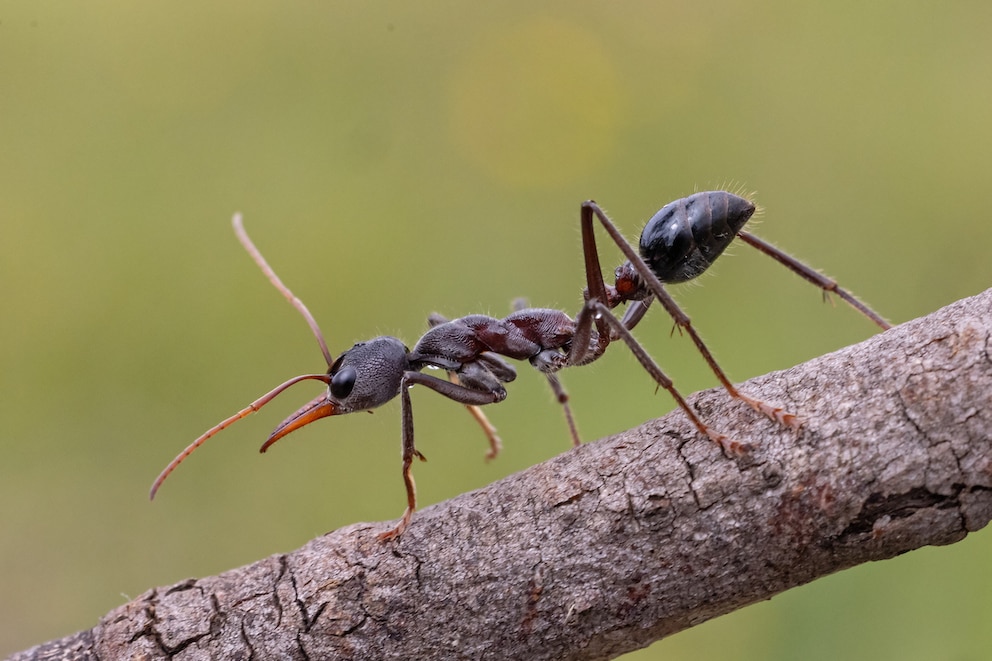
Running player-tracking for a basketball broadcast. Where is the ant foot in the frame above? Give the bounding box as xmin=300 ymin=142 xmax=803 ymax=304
xmin=377 ymin=527 xmax=402 ymax=542
xmin=738 ymin=393 xmax=803 ymax=430
xmin=377 ymin=508 xmax=413 ymax=542
xmin=706 ymin=429 xmax=752 ymax=457
xmin=484 ymin=436 xmax=503 ymax=462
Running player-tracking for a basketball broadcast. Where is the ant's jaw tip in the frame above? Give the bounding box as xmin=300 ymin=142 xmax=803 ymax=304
xmin=260 ymin=395 xmax=339 ymax=452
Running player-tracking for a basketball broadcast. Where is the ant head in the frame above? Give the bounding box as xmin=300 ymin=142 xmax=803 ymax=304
xmin=260 ymin=337 xmax=410 ymax=451
xmin=151 ymin=218 xmax=414 ymax=500
xmin=326 ymin=337 xmax=410 ymax=412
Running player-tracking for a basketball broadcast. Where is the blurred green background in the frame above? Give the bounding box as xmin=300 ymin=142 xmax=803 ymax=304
xmin=2 ymin=2 xmax=991 ymax=659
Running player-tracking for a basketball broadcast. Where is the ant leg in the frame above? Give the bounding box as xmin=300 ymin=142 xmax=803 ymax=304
xmin=513 ymin=298 xmax=581 ymax=447
xmin=736 ymin=230 xmax=891 ymax=331
xmin=579 ymin=209 xmax=616 ymax=343
xmin=582 ymin=301 xmax=749 ymax=456
xmin=619 ymin=298 xmax=651 ymax=334
xmin=427 ymin=312 xmax=505 ymax=460
xmin=581 ymin=201 xmax=801 ymax=430
xmin=546 ymin=372 xmax=581 ymax=447
xmin=378 ymin=382 xmax=424 ymax=542
xmin=448 ymin=371 xmax=503 ymax=461
xmin=378 ymin=371 xmax=508 ymax=541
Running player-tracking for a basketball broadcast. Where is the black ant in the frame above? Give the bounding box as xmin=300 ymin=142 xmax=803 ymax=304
xmin=150 ymin=193 xmax=889 ymax=540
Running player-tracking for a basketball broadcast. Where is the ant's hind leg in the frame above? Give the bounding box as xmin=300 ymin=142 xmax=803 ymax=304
xmin=736 ymin=230 xmax=891 ymax=331
xmin=581 ymin=301 xmax=750 ymax=456
xmin=580 ymin=201 xmax=801 ymax=431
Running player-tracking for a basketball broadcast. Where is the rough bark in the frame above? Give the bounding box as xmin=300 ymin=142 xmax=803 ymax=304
xmin=9 ymin=288 xmax=992 ymax=661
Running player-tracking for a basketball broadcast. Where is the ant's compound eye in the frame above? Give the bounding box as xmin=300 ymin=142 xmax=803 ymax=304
xmin=330 ymin=366 xmax=358 ymax=400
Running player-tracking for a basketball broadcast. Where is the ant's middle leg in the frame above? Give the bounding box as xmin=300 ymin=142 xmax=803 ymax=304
xmin=512 ymin=298 xmax=582 ymax=447
xmin=580 ymin=201 xmax=801 ymax=430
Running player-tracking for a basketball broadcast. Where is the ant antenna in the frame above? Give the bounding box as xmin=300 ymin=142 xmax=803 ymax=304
xmin=149 ymin=214 xmax=338 ymax=500
xmin=232 ymin=213 xmax=334 ymax=367
xmin=149 ymin=373 xmax=331 ymax=499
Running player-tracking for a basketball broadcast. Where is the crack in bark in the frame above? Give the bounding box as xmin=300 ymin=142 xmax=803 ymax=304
xmin=237 ymin=621 xmax=256 ymax=661
xmin=151 ymin=584 xmax=215 ymax=657
xmin=841 ymin=486 xmax=964 ymax=536
xmin=295 ymin=632 xmax=311 ymax=661
xmin=287 ymin=571 xmax=324 ymax=634
xmin=273 ymin=555 xmax=288 ymax=629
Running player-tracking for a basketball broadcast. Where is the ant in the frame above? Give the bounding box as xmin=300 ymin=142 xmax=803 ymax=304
xmin=149 ymin=212 xmax=743 ymax=540
xmin=150 ymin=192 xmax=889 ymax=540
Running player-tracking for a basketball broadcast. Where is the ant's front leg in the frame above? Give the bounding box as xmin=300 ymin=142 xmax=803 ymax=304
xmin=377 ymin=382 xmax=425 ymax=542
xmin=377 ymin=371 xmax=508 ymax=541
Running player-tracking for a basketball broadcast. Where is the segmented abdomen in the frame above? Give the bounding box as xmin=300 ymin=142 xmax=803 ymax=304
xmin=639 ymin=191 xmax=756 ymax=283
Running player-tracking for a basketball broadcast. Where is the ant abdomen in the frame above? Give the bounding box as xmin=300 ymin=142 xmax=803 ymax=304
xmin=639 ymin=191 xmax=756 ymax=283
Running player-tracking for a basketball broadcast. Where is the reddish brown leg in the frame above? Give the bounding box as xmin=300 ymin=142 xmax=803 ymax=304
xmin=511 ymin=298 xmax=582 ymax=447
xmin=378 ymin=380 xmax=425 ymax=541
xmin=580 ymin=201 xmax=801 ymax=430
xmin=449 ymin=371 xmax=503 ymax=461
xmin=428 ymin=312 xmax=507 ymax=460
xmin=572 ymin=299 xmax=748 ymax=455
xmin=377 ymin=371 xmax=507 ymax=541
xmin=736 ymin=230 xmax=892 ymax=331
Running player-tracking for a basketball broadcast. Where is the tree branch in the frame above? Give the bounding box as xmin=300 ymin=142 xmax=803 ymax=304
xmin=9 ymin=288 xmax=992 ymax=661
